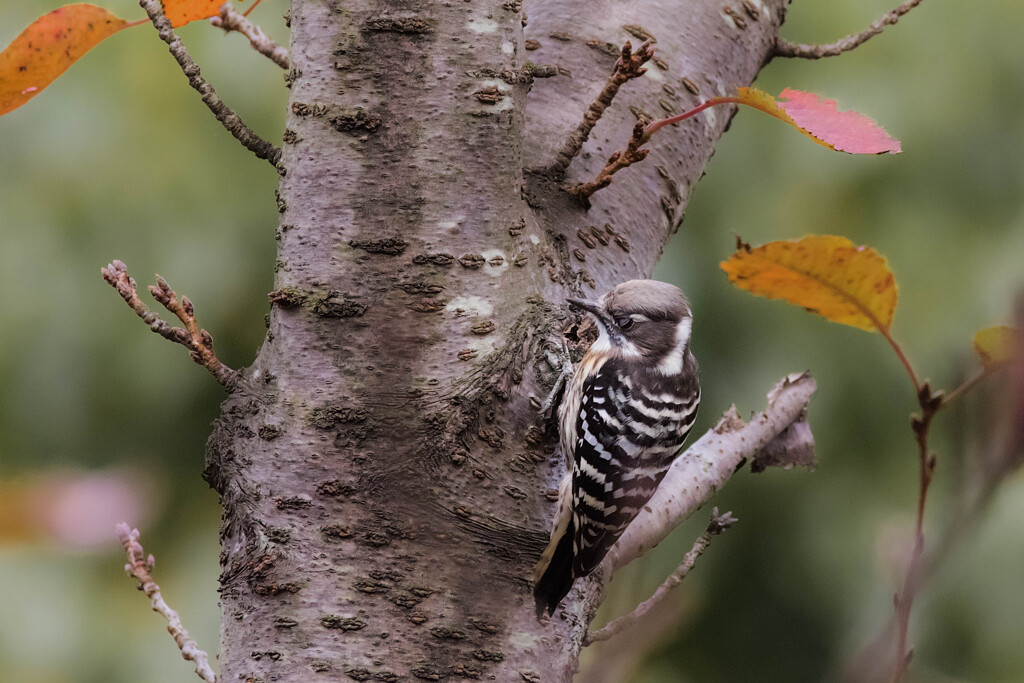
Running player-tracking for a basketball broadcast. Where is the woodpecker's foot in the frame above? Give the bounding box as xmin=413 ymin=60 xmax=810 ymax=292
xmin=534 ymin=340 xmax=573 ymax=420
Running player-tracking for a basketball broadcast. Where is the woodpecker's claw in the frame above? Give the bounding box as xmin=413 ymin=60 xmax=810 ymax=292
xmin=537 ymin=339 xmax=574 ymax=420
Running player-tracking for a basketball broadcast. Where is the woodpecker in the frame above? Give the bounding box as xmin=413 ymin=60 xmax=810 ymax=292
xmin=533 ymin=279 xmax=700 ymax=618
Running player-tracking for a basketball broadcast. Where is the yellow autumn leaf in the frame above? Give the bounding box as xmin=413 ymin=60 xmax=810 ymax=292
xmin=720 ymin=235 xmax=897 ymax=332
xmin=972 ymin=326 xmax=1019 ymax=369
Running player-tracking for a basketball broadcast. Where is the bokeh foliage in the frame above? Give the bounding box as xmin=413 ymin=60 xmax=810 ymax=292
xmin=1 ymin=1 xmax=1022 ymax=681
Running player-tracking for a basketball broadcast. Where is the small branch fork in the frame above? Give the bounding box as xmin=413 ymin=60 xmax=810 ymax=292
xmin=548 ymin=39 xmax=738 ymax=198
xmin=547 ymin=39 xmax=654 ymax=176
xmin=859 ymin=313 xmax=1008 ymax=681
xmin=568 ymin=96 xmax=739 ymax=199
xmin=566 ymin=3 xmax=929 ymax=196
xmin=116 ymin=524 xmax=218 ymax=683
xmin=774 ymin=0 xmax=926 ymax=60
xmin=102 ymin=260 xmax=237 ymax=387
xmin=139 ymin=0 xmax=282 ymax=167
xmin=567 ymin=120 xmax=650 ymax=198
xmin=211 ymin=3 xmax=290 ymax=70
xmin=583 ymin=508 xmax=737 ymax=646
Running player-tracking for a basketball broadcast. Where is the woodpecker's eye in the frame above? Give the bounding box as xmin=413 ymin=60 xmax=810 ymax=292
xmin=616 ymin=316 xmax=634 ymax=330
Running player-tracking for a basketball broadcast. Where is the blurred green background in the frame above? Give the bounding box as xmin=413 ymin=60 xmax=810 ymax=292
xmin=1 ymin=1 xmax=1022 ymax=681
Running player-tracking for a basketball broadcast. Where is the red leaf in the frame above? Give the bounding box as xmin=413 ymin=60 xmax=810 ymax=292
xmin=776 ymin=88 xmax=901 ymax=155
xmin=646 ymin=87 xmax=902 ymax=156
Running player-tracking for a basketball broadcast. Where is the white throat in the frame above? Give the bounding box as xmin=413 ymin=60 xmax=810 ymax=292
xmin=589 ymin=321 xmax=641 ymax=358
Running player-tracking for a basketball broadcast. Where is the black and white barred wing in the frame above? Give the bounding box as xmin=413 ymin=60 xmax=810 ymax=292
xmin=571 ymin=362 xmax=700 ymax=576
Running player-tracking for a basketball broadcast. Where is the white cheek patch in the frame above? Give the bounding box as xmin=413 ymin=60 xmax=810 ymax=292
xmin=656 ymin=316 xmax=692 ymax=376
xmin=675 ymin=316 xmax=693 ymax=348
xmin=657 ymin=350 xmax=684 ymax=376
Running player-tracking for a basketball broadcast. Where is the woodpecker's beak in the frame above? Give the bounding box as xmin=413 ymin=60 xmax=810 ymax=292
xmin=566 ymin=297 xmax=602 ymax=316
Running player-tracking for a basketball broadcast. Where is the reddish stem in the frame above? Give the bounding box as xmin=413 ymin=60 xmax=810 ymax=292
xmin=875 ymin=322 xmax=921 ymax=394
xmin=243 ymin=0 xmax=264 ymax=17
xmin=576 ymin=93 xmax=809 ymax=197
xmin=643 ymin=97 xmax=743 ymax=137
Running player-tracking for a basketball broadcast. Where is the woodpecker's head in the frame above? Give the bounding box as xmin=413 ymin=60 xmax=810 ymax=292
xmin=568 ymin=280 xmax=692 ymax=373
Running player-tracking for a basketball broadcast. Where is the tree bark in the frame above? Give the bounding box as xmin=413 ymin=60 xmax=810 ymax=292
xmin=205 ymin=0 xmax=791 ymax=680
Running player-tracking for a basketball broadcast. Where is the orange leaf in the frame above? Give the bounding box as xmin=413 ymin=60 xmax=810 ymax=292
xmin=735 ymin=87 xmax=901 ymax=155
xmin=972 ymin=326 xmax=1019 ymax=369
xmin=720 ymin=235 xmax=897 ymax=332
xmin=164 ymin=0 xmax=247 ymax=27
xmin=0 ymin=4 xmax=129 ymax=117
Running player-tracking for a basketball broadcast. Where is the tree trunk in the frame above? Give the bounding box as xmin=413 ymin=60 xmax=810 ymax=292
xmin=205 ymin=0 xmax=790 ymax=679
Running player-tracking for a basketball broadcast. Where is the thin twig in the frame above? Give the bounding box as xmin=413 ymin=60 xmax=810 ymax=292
xmin=211 ymin=3 xmax=290 ymax=70
xmin=568 ymin=96 xmax=741 ymax=198
xmin=890 ymin=383 xmax=942 ymax=682
xmin=855 ymin=305 xmax=1023 ymax=682
xmin=116 ymin=524 xmax=218 ymax=683
xmin=567 ymin=120 xmax=649 ymax=198
xmin=139 ymin=0 xmax=282 ymax=167
xmin=547 ymin=39 xmax=654 ymax=176
xmin=926 ymin=300 xmax=1024 ymax=572
xmin=873 ymin=319 xmax=920 ymax=395
xmin=584 ymin=509 xmax=737 ymax=646
xmin=102 ymin=260 xmax=237 ymax=387
xmin=775 ymin=0 xmax=926 ymax=59
xmin=942 ymin=366 xmax=995 ymax=408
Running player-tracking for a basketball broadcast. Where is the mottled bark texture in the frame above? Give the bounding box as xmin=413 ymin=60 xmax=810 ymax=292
xmin=206 ymin=0 xmax=789 ymax=680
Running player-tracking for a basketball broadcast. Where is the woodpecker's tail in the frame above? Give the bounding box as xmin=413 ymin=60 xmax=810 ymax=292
xmin=533 ymin=519 xmax=576 ymax=619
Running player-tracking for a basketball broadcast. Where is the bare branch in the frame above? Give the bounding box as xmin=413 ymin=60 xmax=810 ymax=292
xmin=607 ymin=372 xmax=817 ymax=570
xmin=890 ymin=383 xmax=943 ymax=682
xmin=211 ymin=3 xmax=291 ymax=70
xmin=568 ymin=96 xmax=741 ymax=198
xmin=775 ymin=0 xmax=926 ymax=60
xmin=566 ymin=119 xmax=650 ymax=199
xmin=547 ymin=39 xmax=654 ymax=176
xmin=116 ymin=523 xmax=218 ymax=683
xmin=850 ymin=300 xmax=1024 ymax=683
xmin=139 ymin=0 xmax=282 ymax=167
xmin=102 ymin=260 xmax=237 ymax=387
xmin=584 ymin=508 xmax=737 ymax=646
